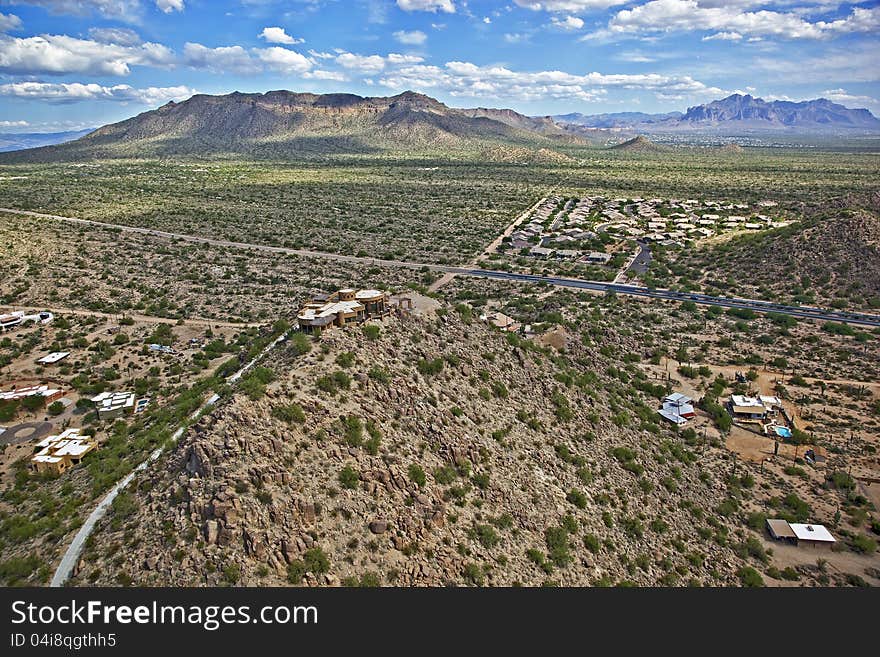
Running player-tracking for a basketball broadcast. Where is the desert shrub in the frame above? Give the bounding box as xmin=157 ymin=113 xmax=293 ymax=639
xmin=566 ymin=489 xmax=588 ymax=509
xmin=303 ymin=547 xmax=330 ymax=574
xmin=583 ymin=533 xmax=600 ymax=553
xmin=850 ymin=534 xmax=877 ymax=554
xmin=339 ymin=465 xmax=359 ymax=490
xmin=287 ymin=560 xmax=306 ymax=584
xmin=408 ymin=463 xmax=426 ymax=488
xmin=222 ymin=563 xmax=241 ymax=585
xmin=368 ymin=367 xmax=390 ymax=384
xmin=462 ymin=562 xmax=484 ymax=585
xmin=343 ymin=416 xmax=363 ymax=447
xmin=737 ymin=566 xmax=764 ymax=587
xmin=272 ymin=403 xmax=306 ymax=425
xmin=545 ymin=526 xmax=572 ymax=568
xmin=471 ymin=524 xmax=500 ymax=549
xmin=417 ymin=358 xmax=444 ymax=376
xmin=433 ymin=466 xmax=457 ymax=484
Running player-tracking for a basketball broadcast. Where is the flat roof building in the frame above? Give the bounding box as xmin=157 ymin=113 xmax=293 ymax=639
xmin=730 ymin=395 xmax=768 ymax=420
xmin=92 ymin=391 xmax=136 ymax=420
xmin=767 ymin=519 xmax=835 ymax=548
xmin=30 ymin=428 xmax=97 ymax=475
xmin=0 ymin=384 xmax=64 ymax=404
xmin=790 ymin=523 xmax=836 ymax=547
xmin=37 ymin=352 xmax=70 ymax=365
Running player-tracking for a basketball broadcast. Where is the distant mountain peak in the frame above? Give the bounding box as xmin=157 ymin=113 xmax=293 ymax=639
xmin=556 ymin=94 xmax=880 ymax=135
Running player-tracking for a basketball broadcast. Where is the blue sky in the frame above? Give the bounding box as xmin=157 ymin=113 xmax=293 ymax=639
xmin=0 ymin=0 xmax=877 ymax=132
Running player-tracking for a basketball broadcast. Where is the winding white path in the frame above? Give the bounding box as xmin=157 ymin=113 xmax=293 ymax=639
xmin=50 ymin=331 xmax=288 ymax=587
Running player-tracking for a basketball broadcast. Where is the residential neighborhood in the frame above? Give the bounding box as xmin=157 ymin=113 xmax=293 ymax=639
xmin=498 ymin=194 xmax=793 ymax=265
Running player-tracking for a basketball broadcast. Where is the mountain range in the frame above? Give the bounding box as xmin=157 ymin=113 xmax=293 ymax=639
xmin=1 ymin=91 xmax=878 ymax=161
xmin=554 ymin=94 xmax=880 ymax=134
xmin=0 ymin=129 xmax=93 ymax=153
xmin=0 ymin=90 xmax=592 ymax=162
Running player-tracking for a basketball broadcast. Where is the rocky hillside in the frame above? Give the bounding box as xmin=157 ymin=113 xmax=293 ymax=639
xmin=0 ymin=90 xmax=580 ymax=162
xmin=75 ymin=308 xmax=769 ymax=587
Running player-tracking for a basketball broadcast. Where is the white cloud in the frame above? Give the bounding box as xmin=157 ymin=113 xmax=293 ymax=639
xmin=819 ymin=88 xmax=879 ymax=112
xmin=396 ymin=0 xmax=455 ymax=13
xmin=386 ymin=53 xmax=424 ymax=65
xmin=818 ymin=6 xmax=880 ymax=35
xmin=753 ymin=43 xmax=879 ymax=83
xmin=550 ymin=15 xmax=584 ymax=30
xmin=183 ymin=42 xmax=260 ymax=74
xmin=0 ymin=119 xmax=29 ymax=127
xmin=184 ymin=41 xmax=315 ymax=75
xmin=0 ymin=33 xmax=174 ymax=75
xmin=615 ymin=50 xmax=657 ymax=62
xmin=504 ymin=32 xmax=531 ymax=43
xmin=702 ymin=31 xmax=743 ymax=41
xmin=88 ymin=27 xmax=141 ymax=46
xmin=0 ymin=12 xmax=21 ymax=32
xmin=259 ymin=26 xmax=304 ymax=45
xmin=0 ymin=80 xmax=194 ymax=104
xmin=336 ymin=52 xmax=387 ymax=73
xmin=302 ymin=69 xmax=348 ymax=81
xmin=155 ymin=0 xmax=183 ymax=12
xmin=514 ymin=0 xmax=627 ymax=12
xmin=393 ymin=29 xmax=427 ymax=45
xmin=3 ymin=1 xmax=142 ymax=20
xmin=333 ymin=51 xmax=422 ymax=74
xmin=604 ymin=1 xmax=880 ymax=41
xmin=255 ymin=46 xmax=312 ymax=73
xmin=377 ymin=59 xmax=724 ymax=104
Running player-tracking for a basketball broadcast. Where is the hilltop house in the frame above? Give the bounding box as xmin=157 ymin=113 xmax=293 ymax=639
xmin=30 ymin=428 xmax=98 ymax=475
xmin=297 ymin=288 xmax=390 ymax=333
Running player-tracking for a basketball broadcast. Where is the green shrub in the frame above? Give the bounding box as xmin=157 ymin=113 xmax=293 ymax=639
xmin=287 ymin=560 xmax=306 ymax=584
xmin=737 ymin=566 xmax=764 ymax=587
xmin=583 ymin=533 xmax=600 ymax=553
xmin=417 ymin=358 xmax=444 ymax=376
xmin=339 ymin=465 xmax=359 ymax=490
xmin=566 ymin=489 xmax=588 ymax=509
xmin=272 ymin=403 xmax=306 ymax=425
xmin=362 ymin=324 xmax=381 ymax=340
xmin=471 ymin=524 xmax=500 ymax=549
xmin=408 ymin=463 xmax=426 ymax=488
xmin=850 ymin=534 xmax=877 ymax=554
xmin=303 ymin=548 xmax=330 ymax=574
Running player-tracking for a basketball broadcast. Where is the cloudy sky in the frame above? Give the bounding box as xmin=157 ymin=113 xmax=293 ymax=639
xmin=0 ymin=0 xmax=877 ymax=132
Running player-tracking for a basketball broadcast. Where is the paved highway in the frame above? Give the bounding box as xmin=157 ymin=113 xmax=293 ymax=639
xmin=449 ymin=268 xmax=880 ymax=327
xmin=4 ymin=207 xmax=879 ymax=328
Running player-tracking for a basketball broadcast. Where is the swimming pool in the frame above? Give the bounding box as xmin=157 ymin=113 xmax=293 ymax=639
xmin=774 ymin=426 xmax=792 ymax=439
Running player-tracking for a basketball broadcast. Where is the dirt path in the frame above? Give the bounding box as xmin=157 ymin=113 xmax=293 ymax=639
xmin=428 ymin=195 xmax=549 ymax=293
